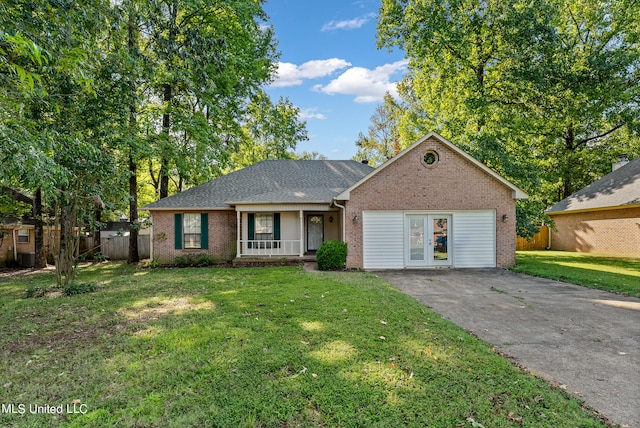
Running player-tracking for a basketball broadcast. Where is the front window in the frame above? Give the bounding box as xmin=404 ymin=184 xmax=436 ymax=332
xmin=183 ymin=213 xmax=201 ymax=249
xmin=255 ymin=213 xmax=273 ymax=240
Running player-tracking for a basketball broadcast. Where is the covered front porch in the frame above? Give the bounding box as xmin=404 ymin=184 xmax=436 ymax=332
xmin=234 ymin=203 xmax=343 ymax=258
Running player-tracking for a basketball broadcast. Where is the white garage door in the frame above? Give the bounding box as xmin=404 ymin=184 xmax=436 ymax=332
xmin=362 ymin=211 xmax=404 ymax=269
xmin=362 ymin=210 xmax=496 ymax=269
xmin=452 ymin=211 xmax=496 ymax=268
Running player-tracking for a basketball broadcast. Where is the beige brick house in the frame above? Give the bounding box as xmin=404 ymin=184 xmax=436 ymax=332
xmin=144 ymin=133 xmax=527 ymax=268
xmin=546 ymin=155 xmax=640 ymax=258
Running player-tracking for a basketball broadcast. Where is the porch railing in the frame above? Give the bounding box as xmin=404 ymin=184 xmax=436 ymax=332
xmin=238 ymin=240 xmax=302 ymax=257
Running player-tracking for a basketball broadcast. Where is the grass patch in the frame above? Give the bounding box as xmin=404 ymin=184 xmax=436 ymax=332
xmin=512 ymin=251 xmax=640 ymax=297
xmin=0 ymin=263 xmax=607 ymax=427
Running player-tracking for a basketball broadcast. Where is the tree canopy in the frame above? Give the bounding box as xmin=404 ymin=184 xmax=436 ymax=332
xmin=0 ymin=0 xmax=308 ymax=278
xmin=374 ymin=0 xmax=640 ymax=236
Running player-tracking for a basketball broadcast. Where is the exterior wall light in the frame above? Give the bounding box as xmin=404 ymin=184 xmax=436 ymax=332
xmin=353 ymin=215 xmax=360 ymax=223
xmin=502 ymin=214 xmax=508 ymax=222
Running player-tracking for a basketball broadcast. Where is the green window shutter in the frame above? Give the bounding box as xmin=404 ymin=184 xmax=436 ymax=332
xmin=200 ymin=213 xmax=208 ymax=249
xmin=248 ymin=213 xmax=255 ymax=248
xmin=174 ymin=214 xmax=183 ymax=250
xmin=274 ymin=213 xmax=281 ymax=240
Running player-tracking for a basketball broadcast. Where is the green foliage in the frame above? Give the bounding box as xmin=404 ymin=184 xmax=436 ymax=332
xmin=93 ymin=252 xmax=109 ymax=263
xmin=63 ymin=282 xmax=96 ymax=296
xmin=353 ymin=93 xmax=402 ymax=167
xmin=316 ymin=240 xmax=348 ymax=271
xmin=174 ymin=253 xmax=217 ymax=267
xmin=375 ymin=0 xmax=640 ymax=232
xmin=25 ymin=284 xmax=48 ymax=298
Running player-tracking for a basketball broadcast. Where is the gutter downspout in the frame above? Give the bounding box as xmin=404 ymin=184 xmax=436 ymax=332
xmin=149 ymin=216 xmax=154 ymax=262
xmin=547 ymin=223 xmax=552 ymax=250
xmin=12 ymin=228 xmax=18 ymax=262
xmin=332 ymin=199 xmax=346 ymax=242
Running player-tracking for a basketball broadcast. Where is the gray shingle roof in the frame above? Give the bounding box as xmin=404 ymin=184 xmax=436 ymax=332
xmin=546 ymin=156 xmax=640 ymax=213
xmin=142 ymin=160 xmax=374 ymax=210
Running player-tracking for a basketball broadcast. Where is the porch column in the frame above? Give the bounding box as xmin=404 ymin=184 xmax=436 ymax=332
xmin=299 ymin=210 xmax=304 ymax=257
xmin=236 ymin=211 xmax=241 ymax=257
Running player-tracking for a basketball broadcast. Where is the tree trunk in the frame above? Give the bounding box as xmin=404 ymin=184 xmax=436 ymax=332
xmin=561 ymin=125 xmax=575 ymax=199
xmin=92 ymin=207 xmax=101 ymax=257
xmin=33 ymin=188 xmax=46 ymax=268
xmin=128 ymin=6 xmax=140 ymax=263
xmin=56 ymin=199 xmax=76 ymax=286
xmin=128 ymin=151 xmax=140 ymax=263
xmin=159 ymin=82 xmax=172 ymax=199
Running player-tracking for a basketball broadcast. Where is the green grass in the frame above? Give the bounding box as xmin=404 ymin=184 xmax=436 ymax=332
xmin=512 ymin=251 xmax=640 ymax=297
xmin=0 ymin=264 xmax=607 ymax=427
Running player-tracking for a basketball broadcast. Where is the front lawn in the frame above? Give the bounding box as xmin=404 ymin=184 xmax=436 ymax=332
xmin=0 ymin=264 xmax=607 ymax=427
xmin=512 ymin=251 xmax=640 ymax=297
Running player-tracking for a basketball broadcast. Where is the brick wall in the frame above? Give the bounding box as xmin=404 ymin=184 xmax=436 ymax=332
xmin=344 ymin=136 xmax=517 ymax=268
xmin=549 ymin=207 xmax=640 ymax=258
xmin=150 ymin=210 xmax=237 ymax=264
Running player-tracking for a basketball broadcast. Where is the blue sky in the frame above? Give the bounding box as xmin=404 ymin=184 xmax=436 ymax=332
xmin=262 ymin=0 xmax=407 ymax=160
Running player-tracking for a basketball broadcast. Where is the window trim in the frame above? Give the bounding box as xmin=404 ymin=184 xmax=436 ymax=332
xmin=183 ymin=213 xmax=202 ymax=249
xmin=173 ymin=211 xmax=209 ymax=250
xmin=422 ymin=150 xmax=439 ymax=168
xmin=17 ymin=229 xmax=29 ymax=243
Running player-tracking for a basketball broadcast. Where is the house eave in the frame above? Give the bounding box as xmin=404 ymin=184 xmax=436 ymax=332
xmin=144 ymin=206 xmax=234 ymax=212
xmin=546 ymin=203 xmax=640 ymax=216
xmin=226 ymin=200 xmax=333 ymax=206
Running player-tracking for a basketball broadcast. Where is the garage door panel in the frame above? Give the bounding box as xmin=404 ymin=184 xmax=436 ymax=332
xmin=452 ymin=211 xmax=496 ymax=268
xmin=363 ymin=211 xmax=404 ymax=269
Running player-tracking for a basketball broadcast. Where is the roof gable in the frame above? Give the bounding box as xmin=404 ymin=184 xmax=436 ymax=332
xmin=547 ymin=156 xmax=640 ymax=214
xmin=336 ymin=132 xmax=528 ymax=200
xmin=143 ymin=160 xmax=373 ymax=210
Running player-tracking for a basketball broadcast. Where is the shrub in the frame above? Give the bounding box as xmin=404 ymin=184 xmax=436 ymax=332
xmin=25 ymin=285 xmax=48 ymax=298
xmin=63 ymin=282 xmax=96 ymax=296
xmin=175 ymin=253 xmax=217 ymax=267
xmin=316 ymin=240 xmax=348 ymax=271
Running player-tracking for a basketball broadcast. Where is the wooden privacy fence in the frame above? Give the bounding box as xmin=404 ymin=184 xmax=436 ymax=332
xmin=516 ymin=225 xmax=549 ymax=251
xmin=85 ymin=235 xmax=150 ymax=260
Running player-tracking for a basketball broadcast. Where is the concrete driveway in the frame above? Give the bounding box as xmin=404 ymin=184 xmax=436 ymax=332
xmin=376 ymin=269 xmax=640 ymax=428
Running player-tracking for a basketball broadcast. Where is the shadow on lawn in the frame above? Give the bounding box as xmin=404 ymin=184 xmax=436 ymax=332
xmin=515 ymin=253 xmax=640 ymax=297
xmin=0 ymin=265 xmax=607 ymax=427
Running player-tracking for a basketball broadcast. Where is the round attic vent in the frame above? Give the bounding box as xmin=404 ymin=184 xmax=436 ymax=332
xmin=423 ymin=150 xmax=439 ymax=167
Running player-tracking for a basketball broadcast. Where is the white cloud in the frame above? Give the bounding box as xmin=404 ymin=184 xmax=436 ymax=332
xmin=316 ymin=60 xmax=409 ymax=103
xmin=299 ymin=108 xmax=327 ymax=120
xmin=270 ymin=58 xmax=352 ymax=88
xmin=321 ymin=13 xmax=376 ymax=31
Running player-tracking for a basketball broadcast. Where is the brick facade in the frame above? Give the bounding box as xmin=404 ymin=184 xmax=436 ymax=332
xmin=549 ymin=207 xmax=640 ymax=258
xmin=344 ymin=137 xmax=517 ymax=268
xmin=151 ymin=210 xmax=237 ymax=264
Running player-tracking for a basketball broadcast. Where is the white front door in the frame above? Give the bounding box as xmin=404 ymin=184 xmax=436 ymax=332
xmin=406 ymin=215 xmax=452 ymax=267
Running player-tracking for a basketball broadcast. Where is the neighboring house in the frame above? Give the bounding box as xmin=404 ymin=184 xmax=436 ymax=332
xmin=0 ymin=219 xmax=54 ymax=267
xmin=546 ymin=156 xmax=640 ymax=258
xmin=143 ymin=132 xmax=527 ymax=269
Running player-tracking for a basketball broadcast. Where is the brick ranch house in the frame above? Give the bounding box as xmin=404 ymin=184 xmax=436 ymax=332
xmin=546 ymin=155 xmax=639 ymax=258
xmin=143 ymin=132 xmax=528 ymax=269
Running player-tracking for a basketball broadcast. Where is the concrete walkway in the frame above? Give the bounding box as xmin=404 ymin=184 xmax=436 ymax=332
xmin=376 ymin=269 xmax=640 ymax=428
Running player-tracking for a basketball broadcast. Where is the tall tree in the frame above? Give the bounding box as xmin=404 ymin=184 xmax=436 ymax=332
xmin=353 ymin=93 xmax=402 ymax=166
xmin=145 ymin=0 xmax=279 ymax=198
xmin=230 ymin=91 xmax=308 ymax=168
xmin=376 ymin=0 xmax=640 ymax=233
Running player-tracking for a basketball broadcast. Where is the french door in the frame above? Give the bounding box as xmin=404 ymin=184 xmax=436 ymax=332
xmin=406 ymin=215 xmax=451 ymax=267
